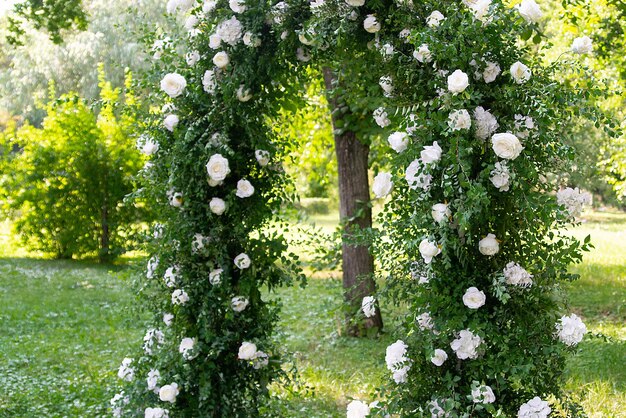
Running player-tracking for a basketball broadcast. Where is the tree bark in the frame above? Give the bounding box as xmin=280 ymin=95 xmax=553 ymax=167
xmin=322 ymin=67 xmax=383 ymax=336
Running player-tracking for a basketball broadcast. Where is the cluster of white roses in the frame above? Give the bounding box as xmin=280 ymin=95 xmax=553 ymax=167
xmin=556 ymin=187 xmax=592 ymax=217
xmin=385 ymin=340 xmax=411 ymax=383
xmin=237 ymin=341 xmax=269 ymax=369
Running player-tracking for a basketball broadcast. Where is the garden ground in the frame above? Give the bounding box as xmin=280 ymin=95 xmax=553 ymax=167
xmin=0 ymin=211 xmax=624 ymax=417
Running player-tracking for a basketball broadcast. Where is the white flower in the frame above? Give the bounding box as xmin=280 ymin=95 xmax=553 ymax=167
xmin=234 ymin=253 xmax=251 ymax=269
xmin=372 ymin=172 xmax=393 ymax=199
xmin=164 ymin=114 xmax=179 ymax=132
xmin=388 ymin=131 xmax=409 ymax=153
xmin=243 ymin=32 xmax=261 ymax=47
xmin=145 ymin=407 xmax=169 ymax=418
xmin=255 ymin=150 xmax=271 ymax=166
xmin=556 ymin=313 xmax=587 ymax=346
xmin=419 ymin=239 xmax=441 ymax=264
xmin=179 ymin=337 xmax=198 ymax=360
xmin=163 ymin=313 xmax=174 ymax=326
xmin=346 ymin=0 xmax=365 ymax=6
xmin=171 ymin=289 xmax=189 ymax=305
xmin=208 ymin=197 xmax=226 ymax=215
xmin=361 ymin=296 xmax=376 ymax=318
xmin=413 ymin=44 xmax=432 ymax=63
xmin=271 ymin=2 xmax=289 ymax=24
xmin=185 ymin=51 xmax=200 ymax=66
xmin=468 ymin=0 xmax=492 ymax=23
xmin=450 ymin=329 xmax=482 ymax=359
xmin=159 ymin=383 xmax=179 ymax=403
xmin=490 ymin=161 xmax=511 ymax=191
xmin=236 ymin=179 xmax=255 ymax=198
xmin=237 ymin=85 xmax=252 ymax=102
xmin=472 ymin=384 xmax=496 ymax=404
xmin=417 ymin=312 xmax=434 ymax=330
xmin=373 ymin=107 xmax=390 ymax=128
xmin=209 ymin=33 xmax=222 ymax=49
xmin=147 ymin=369 xmax=160 ymax=392
xmin=426 ymin=10 xmax=445 ymax=27
xmin=518 ymin=397 xmax=552 ymax=418
xmin=421 ymin=141 xmax=443 ymax=164
xmin=252 ymin=351 xmax=269 ymax=369
xmin=209 ymin=268 xmax=223 ymax=285
xmin=169 ymin=191 xmax=183 ymax=208
xmin=571 ymin=35 xmax=593 ymax=54
xmin=161 ymin=73 xmax=187 ymax=99
xmin=448 ymin=109 xmax=472 ymax=131
xmin=510 ymin=61 xmax=532 ymax=84
xmin=478 ymin=233 xmax=499 ymax=255
xmin=474 ymin=107 xmax=499 ymax=140
xmin=557 ymin=187 xmax=592 ymax=217
xmin=431 ymin=203 xmax=451 ymax=223
xmin=379 ymin=76 xmax=393 ymax=95
xmin=296 ymin=48 xmax=311 ymax=62
xmin=202 ymin=70 xmax=217 ymax=94
xmin=213 ymin=51 xmax=230 ymax=68
xmin=399 ymin=28 xmax=411 ymax=41
xmin=363 ymin=15 xmax=381 ymax=33
xmin=117 ymin=358 xmax=135 ymax=381
xmin=430 ymin=349 xmax=448 ymax=366
xmin=385 ymin=340 xmax=410 ymax=384
xmin=206 ymin=154 xmax=231 ymax=183
xmin=184 ymin=15 xmax=198 ymax=33
xmin=231 ymin=296 xmax=249 ymax=312
xmin=164 ymin=265 xmax=180 ymax=288
xmin=238 ymin=341 xmax=257 ymax=360
xmin=406 ymin=160 xmax=432 ymax=191
xmin=229 ymin=0 xmax=246 ymax=13
xmin=166 ymin=0 xmax=194 ymax=14
xmin=492 ymin=133 xmax=523 ymax=160
xmin=203 ymin=0 xmax=217 ymax=13
xmin=140 ymin=137 xmax=159 ymax=156
xmin=483 ymin=61 xmax=501 ymax=83
xmin=143 ymin=328 xmax=165 ymax=354
xmin=463 ymin=287 xmax=486 ymax=309
xmin=514 ymin=114 xmax=535 ymax=139
xmin=380 ymin=43 xmax=395 ymax=58
xmin=429 ymin=400 xmax=446 ymax=418
xmin=503 ymin=262 xmax=533 ymax=286
xmin=517 ymin=0 xmax=542 ymax=23
xmin=447 ymin=69 xmax=469 ymax=94
xmin=192 ymin=233 xmax=207 ymax=254
xmin=346 ymin=400 xmax=370 ymax=418
xmin=147 ymin=256 xmax=159 ymax=279
xmin=216 ymin=16 xmax=243 ymax=45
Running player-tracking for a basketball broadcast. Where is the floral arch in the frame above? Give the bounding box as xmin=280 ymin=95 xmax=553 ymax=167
xmin=112 ymin=0 xmax=603 ymax=417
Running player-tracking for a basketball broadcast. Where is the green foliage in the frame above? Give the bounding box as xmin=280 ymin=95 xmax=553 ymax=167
xmin=0 ymin=66 xmax=145 ymax=261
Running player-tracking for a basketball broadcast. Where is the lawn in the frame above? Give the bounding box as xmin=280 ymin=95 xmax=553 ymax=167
xmin=0 ymin=212 xmax=624 ymax=417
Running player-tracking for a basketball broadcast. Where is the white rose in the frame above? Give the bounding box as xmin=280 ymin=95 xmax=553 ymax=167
xmin=252 ymin=351 xmax=269 ymax=369
xmin=203 ymin=0 xmax=217 ymax=13
xmin=490 ymin=161 xmax=511 ymax=191
xmin=482 ymin=61 xmax=501 ymax=83
xmin=346 ymin=0 xmax=365 ymax=6
xmin=417 ymin=312 xmax=434 ymax=330
xmin=474 ymin=106 xmax=499 ymax=140
xmin=209 ymin=34 xmax=222 ymax=49
xmin=216 ymin=16 xmax=243 ymax=45
xmin=237 ymin=85 xmax=252 ymax=102
xmin=430 ymin=349 xmax=448 ymax=366
xmin=413 ymin=43 xmax=432 ymax=63
xmin=236 ymin=179 xmax=255 ymax=198
xmin=213 ymin=51 xmax=230 ymax=68
xmin=372 ymin=172 xmax=393 ymax=199
xmin=405 ymin=159 xmax=432 ymax=191
xmin=185 ymin=51 xmax=200 ymax=67
xmin=145 ymin=407 xmax=169 ymax=418
xmin=571 ymin=36 xmax=593 ymax=54
xmin=141 ymin=138 xmax=159 ymax=156
xmin=206 ymin=154 xmax=231 ymax=183
xmin=363 ymin=15 xmax=381 ymax=33
xmin=209 ymin=268 xmax=223 ymax=285
xmin=169 ymin=191 xmax=183 ymax=208
xmin=117 ymin=358 xmax=135 ymax=381
xmin=346 ymin=400 xmax=370 ymax=418
xmin=388 ymin=131 xmax=409 ymax=153
xmin=163 ymin=265 xmax=179 ymax=288
xmin=517 ymin=0 xmax=542 ymax=23
xmin=361 ymin=296 xmax=376 ymax=318
xmin=555 ymin=313 xmax=587 ymax=346
xmin=159 ymin=383 xmax=179 ymax=403
xmin=510 ymin=61 xmax=531 ymax=84
xmin=472 ymin=384 xmax=496 ymax=404
xmin=243 ymin=31 xmax=261 ymax=47
xmin=448 ymin=109 xmax=472 ymax=131
xmin=255 ymin=150 xmax=271 ymax=166
xmin=202 ymin=70 xmax=217 ymax=94
xmin=179 ymin=337 xmax=197 ymax=360
xmin=469 ymin=0 xmax=492 ymax=23
xmin=238 ymin=341 xmax=257 ymax=360
xmin=164 ymin=114 xmax=179 ymax=132
xmin=184 ymin=15 xmax=198 ymax=32
xmin=379 ymin=75 xmax=393 ymax=95
xmin=234 ymin=253 xmax=251 ymax=269
xmin=450 ymin=329 xmax=482 ymax=360
xmin=420 ymin=141 xmax=443 ymax=164
xmin=229 ymin=0 xmax=246 ymax=13
xmin=160 ymin=73 xmax=187 ymax=98
xmin=503 ymin=261 xmax=533 ymax=286
xmin=147 ymin=369 xmax=160 ymax=392
xmin=163 ymin=313 xmax=174 ymax=327
xmin=447 ymin=69 xmax=469 ymax=94
xmin=209 ymin=197 xmax=226 ymax=215
xmin=171 ymin=289 xmax=189 ymax=305
xmin=373 ymin=107 xmax=390 ymax=127
xmin=518 ymin=397 xmax=552 ymax=418
xmin=426 ymin=10 xmax=445 ymax=27
xmin=478 ymin=233 xmax=499 ymax=256
xmin=385 ymin=340 xmax=411 ymax=383
xmin=231 ymin=296 xmax=249 ymax=312
xmin=463 ymin=287 xmax=486 ymax=309
xmin=431 ymin=203 xmax=451 ymax=223
xmin=419 ymin=239 xmax=440 ymax=264
xmin=491 ymin=132 xmax=523 ymax=160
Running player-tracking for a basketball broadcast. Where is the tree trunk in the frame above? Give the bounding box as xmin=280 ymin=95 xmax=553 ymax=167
xmin=322 ymin=67 xmax=383 ymax=336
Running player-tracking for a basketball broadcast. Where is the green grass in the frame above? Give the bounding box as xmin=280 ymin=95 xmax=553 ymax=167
xmin=0 ymin=211 xmax=624 ymax=417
